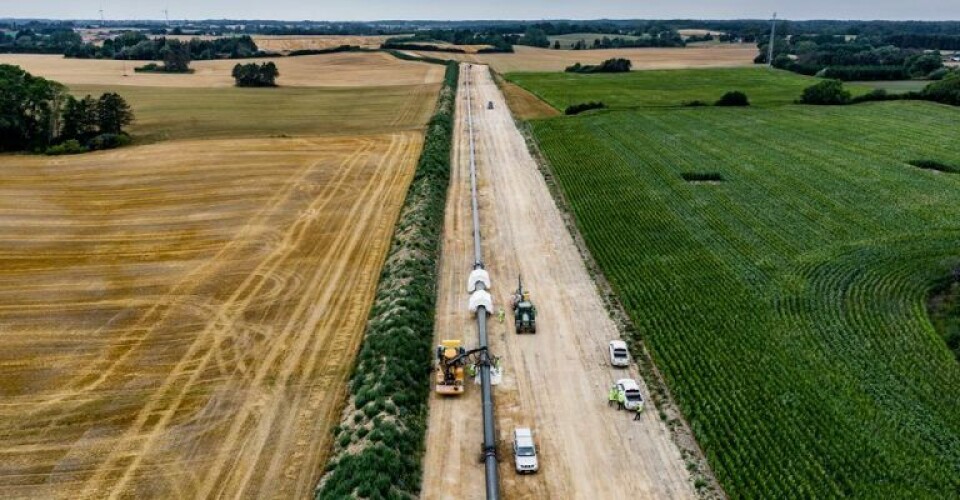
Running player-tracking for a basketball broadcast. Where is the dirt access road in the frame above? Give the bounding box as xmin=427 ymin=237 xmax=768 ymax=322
xmin=421 ymin=64 xmax=693 ymax=499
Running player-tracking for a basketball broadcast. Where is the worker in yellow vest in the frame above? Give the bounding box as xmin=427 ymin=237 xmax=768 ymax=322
xmin=616 ymin=390 xmax=625 ymax=411
xmin=633 ymin=403 xmax=644 ymax=420
xmin=607 ymin=385 xmax=618 ymax=407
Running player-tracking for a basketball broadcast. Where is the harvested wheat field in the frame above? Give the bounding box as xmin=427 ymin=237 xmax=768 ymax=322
xmin=0 ymin=51 xmax=444 ymax=88
xmin=0 ymin=132 xmax=424 ymax=499
xmin=0 ymin=52 xmax=442 ymax=499
xmin=411 ymin=43 xmax=757 ymax=73
xmin=251 ymin=35 xmax=391 ymax=53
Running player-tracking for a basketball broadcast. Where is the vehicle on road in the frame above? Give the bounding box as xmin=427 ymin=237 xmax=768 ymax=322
xmin=512 ymin=427 xmax=539 ymax=474
xmin=609 ymin=340 xmax=630 ymax=367
xmin=511 ymin=276 xmax=537 ymax=334
xmin=616 ymin=379 xmax=645 ymax=412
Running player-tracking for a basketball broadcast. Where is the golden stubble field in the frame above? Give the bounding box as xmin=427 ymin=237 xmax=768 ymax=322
xmin=0 ymin=51 xmax=444 ymax=88
xmin=0 ymin=54 xmax=439 ymax=499
xmin=411 ymin=43 xmax=758 ymax=73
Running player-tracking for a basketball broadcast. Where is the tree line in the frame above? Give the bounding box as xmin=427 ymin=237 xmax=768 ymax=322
xmin=0 ymin=27 xmax=83 ymax=54
xmin=64 ymin=33 xmax=262 ymax=60
xmin=565 ymin=58 xmax=633 ymax=73
xmin=0 ymin=65 xmax=133 ymax=154
xmin=758 ymin=35 xmax=948 ymax=81
xmin=382 ymin=30 xmax=514 ymax=53
xmin=798 ymin=71 xmax=960 ymax=107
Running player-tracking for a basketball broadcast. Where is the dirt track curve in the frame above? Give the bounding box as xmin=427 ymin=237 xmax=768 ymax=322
xmin=420 ymin=65 xmax=693 ymax=499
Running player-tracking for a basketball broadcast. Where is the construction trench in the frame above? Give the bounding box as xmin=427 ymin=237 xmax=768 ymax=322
xmin=421 ymin=63 xmax=694 ymax=500
xmin=464 ymin=64 xmax=501 ymax=500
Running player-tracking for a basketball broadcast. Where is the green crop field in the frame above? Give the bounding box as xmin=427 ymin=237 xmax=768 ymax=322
xmin=508 ymin=67 xmax=871 ymax=110
xmin=515 ymin=68 xmax=960 ymax=497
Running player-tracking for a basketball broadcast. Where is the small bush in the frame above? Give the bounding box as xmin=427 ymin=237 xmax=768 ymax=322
xmin=908 ymin=160 xmax=959 ymax=174
xmin=922 ymin=72 xmax=960 ymax=106
xmin=87 ymin=133 xmax=131 ymax=151
xmin=928 ymin=67 xmax=953 ymax=81
xmin=44 ymin=139 xmax=88 ymax=156
xmin=565 ymin=58 xmax=632 ymax=73
xmin=798 ymin=79 xmax=851 ymax=105
xmin=565 ymin=101 xmax=606 ymax=115
xmin=681 ymin=172 xmax=724 ymax=182
xmin=715 ymin=91 xmax=750 ymax=107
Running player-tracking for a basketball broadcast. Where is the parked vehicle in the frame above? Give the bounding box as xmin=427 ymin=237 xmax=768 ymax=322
xmin=608 ymin=340 xmax=629 ymax=367
xmin=616 ymin=379 xmax=645 ymax=411
xmin=512 ymin=427 xmax=539 ymax=474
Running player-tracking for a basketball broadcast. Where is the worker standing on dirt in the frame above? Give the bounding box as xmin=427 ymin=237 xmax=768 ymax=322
xmin=608 ymin=385 xmax=618 ymax=407
xmin=633 ymin=404 xmax=644 ymax=420
xmin=497 ymin=307 xmax=505 ymax=323
xmin=616 ymin=390 xmax=625 ymax=411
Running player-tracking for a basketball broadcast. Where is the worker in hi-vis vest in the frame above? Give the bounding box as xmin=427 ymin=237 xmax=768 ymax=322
xmin=633 ymin=403 xmax=644 ymax=420
xmin=616 ymin=390 xmax=626 ymax=411
xmin=608 ymin=386 xmax=618 ymax=407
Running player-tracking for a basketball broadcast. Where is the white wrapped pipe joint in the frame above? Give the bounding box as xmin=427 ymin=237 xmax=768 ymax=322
xmin=469 ymin=290 xmax=493 ymax=316
xmin=467 ymin=269 xmax=491 ymax=293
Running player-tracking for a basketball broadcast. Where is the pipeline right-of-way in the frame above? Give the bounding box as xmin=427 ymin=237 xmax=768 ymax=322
xmin=462 ymin=64 xmax=500 ymax=500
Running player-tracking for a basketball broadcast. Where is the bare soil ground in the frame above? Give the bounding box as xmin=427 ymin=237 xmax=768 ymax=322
xmin=0 ymin=52 xmax=444 ymax=88
xmin=494 ymin=74 xmax=561 ymax=120
xmin=0 ymin=132 xmax=423 ymax=499
xmin=421 ymin=64 xmax=693 ymax=499
xmin=410 ymin=44 xmax=757 ymax=73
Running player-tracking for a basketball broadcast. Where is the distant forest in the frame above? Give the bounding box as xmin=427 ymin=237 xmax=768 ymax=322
xmin=2 ymin=19 xmax=959 ymax=59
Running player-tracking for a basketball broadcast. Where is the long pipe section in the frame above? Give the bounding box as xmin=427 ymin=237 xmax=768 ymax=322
xmin=465 ymin=65 xmax=500 ymax=500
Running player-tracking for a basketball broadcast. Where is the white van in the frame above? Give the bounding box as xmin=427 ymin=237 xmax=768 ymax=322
xmin=616 ymin=379 xmax=645 ymax=411
xmin=512 ymin=427 xmax=539 ymax=474
xmin=608 ymin=340 xmax=629 ymax=367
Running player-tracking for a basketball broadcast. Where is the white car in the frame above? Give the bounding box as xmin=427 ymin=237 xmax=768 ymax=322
xmin=616 ymin=379 xmax=645 ymax=412
xmin=512 ymin=427 xmax=539 ymax=474
xmin=608 ymin=340 xmax=629 ymax=367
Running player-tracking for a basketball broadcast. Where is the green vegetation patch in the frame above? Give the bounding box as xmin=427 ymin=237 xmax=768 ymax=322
xmin=929 ymin=272 xmax=960 ymax=361
xmin=680 ymin=172 xmax=724 ymax=182
xmin=909 ymin=160 xmax=960 ymax=174
xmin=508 ymin=67 xmax=871 ymax=111
xmin=528 ymin=96 xmax=960 ymax=497
xmin=315 ymin=62 xmax=458 ymax=499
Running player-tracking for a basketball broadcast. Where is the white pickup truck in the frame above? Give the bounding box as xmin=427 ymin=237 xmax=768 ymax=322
xmin=512 ymin=427 xmax=539 ymax=474
xmin=608 ymin=340 xmax=630 ymax=367
xmin=616 ymin=379 xmax=645 ymax=412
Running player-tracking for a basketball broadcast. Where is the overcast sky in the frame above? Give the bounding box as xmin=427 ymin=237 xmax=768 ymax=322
xmin=4 ymin=1 xmax=959 ymax=22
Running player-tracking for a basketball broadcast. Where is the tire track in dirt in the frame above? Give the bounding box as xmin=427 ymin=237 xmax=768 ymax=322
xmin=24 ymin=141 xmax=365 ymax=411
xmin=77 ymin=137 xmax=386 ymax=498
xmin=0 ymin=133 xmax=421 ymax=499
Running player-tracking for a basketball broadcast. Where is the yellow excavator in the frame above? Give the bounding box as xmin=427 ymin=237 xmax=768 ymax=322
xmin=435 ymin=340 xmax=467 ymax=395
xmin=435 ymin=340 xmax=489 ymax=396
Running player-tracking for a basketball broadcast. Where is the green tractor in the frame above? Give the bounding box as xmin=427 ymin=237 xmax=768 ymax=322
xmin=511 ymin=276 xmax=537 ymax=334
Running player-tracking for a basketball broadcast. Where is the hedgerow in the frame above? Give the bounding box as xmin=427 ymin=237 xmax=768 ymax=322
xmin=314 ymin=62 xmax=458 ymax=500
xmin=564 ymin=101 xmax=606 ymax=115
